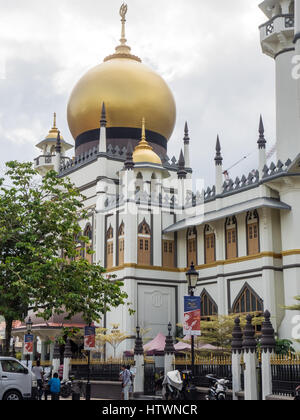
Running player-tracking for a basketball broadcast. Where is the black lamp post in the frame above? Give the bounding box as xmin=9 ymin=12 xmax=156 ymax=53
xmin=25 ymin=317 xmax=33 ymax=367
xmin=185 ymin=262 xmax=199 ymax=377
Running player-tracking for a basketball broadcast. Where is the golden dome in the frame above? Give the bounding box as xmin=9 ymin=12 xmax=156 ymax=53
xmin=133 ymin=119 xmax=162 ymax=165
xmin=46 ymin=113 xmax=65 ymax=141
xmin=67 ymin=5 xmax=176 ymax=150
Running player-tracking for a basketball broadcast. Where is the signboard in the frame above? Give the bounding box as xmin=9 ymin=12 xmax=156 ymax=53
xmin=183 ymin=296 xmax=201 ymax=336
xmin=84 ymin=326 xmax=96 ymax=351
xmin=24 ymin=334 xmax=34 ymax=355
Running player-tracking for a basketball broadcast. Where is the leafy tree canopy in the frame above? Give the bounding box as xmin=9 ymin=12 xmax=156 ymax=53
xmin=0 ymin=161 xmax=132 ymax=354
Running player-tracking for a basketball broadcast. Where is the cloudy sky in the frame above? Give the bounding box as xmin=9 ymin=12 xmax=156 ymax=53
xmin=0 ymin=0 xmax=275 ymax=186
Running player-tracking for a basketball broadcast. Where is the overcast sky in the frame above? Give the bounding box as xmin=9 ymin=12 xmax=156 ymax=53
xmin=0 ymin=0 xmax=275 ymax=186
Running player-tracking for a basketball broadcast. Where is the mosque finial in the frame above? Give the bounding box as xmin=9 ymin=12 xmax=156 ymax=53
xmin=119 ymin=2 xmax=128 ymax=46
xmin=53 ymin=112 xmax=57 ymax=129
xmin=141 ymin=117 xmax=146 ymax=143
xmin=104 ymin=3 xmax=141 ymax=63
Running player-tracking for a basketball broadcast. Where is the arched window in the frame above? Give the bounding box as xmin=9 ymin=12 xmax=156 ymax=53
xmin=204 ymin=225 xmax=216 ymax=264
xmin=83 ymin=224 xmax=93 ymax=263
xmin=200 ymin=289 xmax=218 ymax=321
xmin=246 ymin=210 xmax=260 ymax=256
xmin=162 ymin=238 xmax=175 ymax=268
xmin=138 ymin=219 xmax=151 ymax=266
xmin=187 ymin=227 xmax=197 ymax=267
xmin=225 ymin=216 xmax=237 ymax=259
xmin=136 ymin=172 xmax=143 ymax=193
xmin=232 ymin=283 xmax=263 ymax=314
xmin=118 ymin=222 xmax=125 ymax=266
xmin=106 ymin=225 xmax=114 ymax=269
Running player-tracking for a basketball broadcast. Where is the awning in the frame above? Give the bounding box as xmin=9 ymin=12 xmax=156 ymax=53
xmin=163 ymin=197 xmax=291 ymax=234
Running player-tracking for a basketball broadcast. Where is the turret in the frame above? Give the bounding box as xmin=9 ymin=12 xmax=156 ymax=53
xmin=259 ymin=0 xmax=299 ymax=162
xmin=34 ymin=113 xmax=73 ymax=176
xmin=215 ymin=135 xmax=223 ymax=196
xmin=257 ymin=115 xmax=267 ymax=178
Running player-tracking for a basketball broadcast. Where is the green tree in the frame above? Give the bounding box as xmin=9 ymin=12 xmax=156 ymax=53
xmin=177 ymin=313 xmax=264 ymax=354
xmin=0 ymin=161 xmax=132 ymax=355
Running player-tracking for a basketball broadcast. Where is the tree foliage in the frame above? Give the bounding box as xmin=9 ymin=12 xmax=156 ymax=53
xmin=0 ymin=161 xmax=131 ymax=354
xmin=177 ymin=313 xmax=264 ymax=354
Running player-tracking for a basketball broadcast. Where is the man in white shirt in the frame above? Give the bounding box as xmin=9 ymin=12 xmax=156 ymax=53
xmin=32 ymin=360 xmax=44 ymax=400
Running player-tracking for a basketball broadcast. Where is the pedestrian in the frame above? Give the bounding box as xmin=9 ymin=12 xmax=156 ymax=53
xmin=119 ymin=369 xmax=124 ymax=400
xmin=48 ymin=372 xmax=61 ymax=400
xmin=58 ymin=362 xmax=64 ymax=381
xmin=127 ymin=364 xmax=135 ymax=399
xmin=120 ymin=365 xmax=131 ymax=401
xmin=32 ymin=360 xmax=44 ymax=400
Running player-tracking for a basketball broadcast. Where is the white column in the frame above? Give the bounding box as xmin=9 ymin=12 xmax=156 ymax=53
xmin=243 ymin=352 xmax=258 ymax=401
xmin=232 ymin=353 xmax=242 ymax=400
xmin=134 ymin=354 xmax=144 ymax=395
xmin=261 ymin=351 xmax=273 ymax=400
xmin=164 ymin=353 xmax=175 ymax=377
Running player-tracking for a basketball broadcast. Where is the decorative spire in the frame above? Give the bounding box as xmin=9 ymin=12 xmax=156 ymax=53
xmin=164 ymin=322 xmax=175 ymax=355
xmin=104 ymin=3 xmax=141 ymax=63
xmin=258 ymin=115 xmax=266 ymax=149
xmin=55 ymin=131 xmax=61 ymax=153
xmin=53 ymin=112 xmax=57 ymax=129
xmin=177 ymin=149 xmax=187 ymax=179
xmin=231 ymin=317 xmax=243 ymax=354
xmin=184 ymin=122 xmax=190 ymax=145
xmin=100 ymin=102 xmax=107 ymax=128
xmin=260 ymin=310 xmax=276 ymax=353
xmin=215 ymin=135 xmax=223 ymax=166
xmin=124 ymin=141 xmax=134 ymax=170
xmin=242 ymin=314 xmax=257 ymax=353
xmin=134 ymin=326 xmax=144 ymax=355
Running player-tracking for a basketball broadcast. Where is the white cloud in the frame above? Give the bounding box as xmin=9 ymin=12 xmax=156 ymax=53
xmin=0 ymin=0 xmax=276 ymax=186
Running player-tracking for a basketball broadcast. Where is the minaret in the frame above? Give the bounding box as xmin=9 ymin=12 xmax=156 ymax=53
xmin=257 ymin=115 xmax=267 ymax=178
xmin=177 ymin=149 xmax=187 ymax=180
xmin=183 ymin=122 xmax=191 ymax=169
xmin=54 ymin=131 xmax=61 ymax=173
xmin=259 ymin=0 xmax=299 ymax=162
xmin=99 ymin=102 xmax=107 ymax=153
xmin=215 ymin=135 xmax=223 ymax=196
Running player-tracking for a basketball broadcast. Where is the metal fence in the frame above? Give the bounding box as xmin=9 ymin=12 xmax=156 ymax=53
xmin=271 ymin=353 xmax=300 ymax=397
xmin=69 ymin=358 xmax=134 ymax=381
xmin=175 ymin=355 xmax=233 ymax=389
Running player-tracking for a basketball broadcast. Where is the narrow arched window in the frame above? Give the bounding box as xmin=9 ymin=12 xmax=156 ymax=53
xmin=246 ymin=210 xmax=259 ymax=256
xmin=200 ymin=289 xmax=218 ymax=321
xmin=204 ymin=225 xmax=216 ymax=264
xmin=138 ymin=219 xmax=151 ymax=266
xmin=106 ymin=225 xmax=114 ymax=269
xmin=225 ymin=216 xmax=237 ymax=259
xmin=118 ymin=222 xmax=125 ymax=266
xmin=83 ymin=224 xmax=93 ymax=263
xmin=187 ymin=227 xmax=197 ymax=267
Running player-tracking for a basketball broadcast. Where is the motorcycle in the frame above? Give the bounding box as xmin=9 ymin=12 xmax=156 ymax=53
xmin=162 ymin=370 xmax=184 ymax=400
xmin=60 ymin=378 xmax=73 ymax=399
xmin=205 ymin=374 xmax=230 ymax=400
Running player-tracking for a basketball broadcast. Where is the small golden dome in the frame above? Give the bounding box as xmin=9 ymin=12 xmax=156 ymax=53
xmin=67 ymin=4 xmax=176 ymax=149
xmin=46 ymin=112 xmax=65 ymax=141
xmin=133 ymin=119 xmax=162 ymax=165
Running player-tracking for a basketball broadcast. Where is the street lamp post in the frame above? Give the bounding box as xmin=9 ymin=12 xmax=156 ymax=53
xmin=185 ymin=262 xmax=199 ymax=377
xmin=25 ymin=317 xmax=33 ymax=367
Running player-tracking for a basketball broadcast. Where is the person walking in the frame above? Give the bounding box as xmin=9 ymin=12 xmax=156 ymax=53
xmin=48 ymin=372 xmax=61 ymax=400
xmin=32 ymin=360 xmax=44 ymax=400
xmin=121 ymin=365 xmax=131 ymax=401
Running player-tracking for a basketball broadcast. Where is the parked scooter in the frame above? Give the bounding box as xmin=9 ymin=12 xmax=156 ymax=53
xmin=205 ymin=374 xmax=230 ymax=400
xmin=162 ymin=370 xmax=184 ymax=400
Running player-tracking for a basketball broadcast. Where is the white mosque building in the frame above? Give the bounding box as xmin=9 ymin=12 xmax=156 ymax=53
xmin=33 ymin=0 xmax=300 ymax=354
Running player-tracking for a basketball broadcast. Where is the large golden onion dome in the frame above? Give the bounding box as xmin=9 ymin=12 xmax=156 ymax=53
xmin=67 ymin=4 xmax=176 ymax=156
